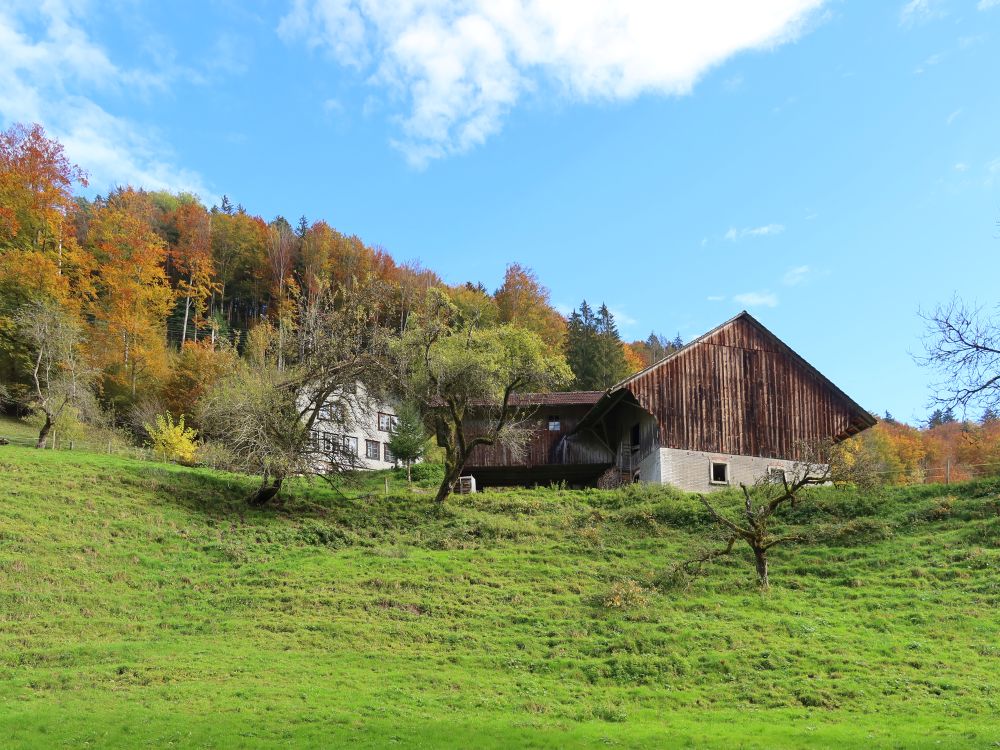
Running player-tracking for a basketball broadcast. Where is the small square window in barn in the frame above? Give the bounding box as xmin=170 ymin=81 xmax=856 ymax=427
xmin=548 ymin=416 xmax=560 ymax=431
xmin=768 ymin=467 xmax=786 ymax=484
xmin=710 ymin=461 xmax=729 ymax=485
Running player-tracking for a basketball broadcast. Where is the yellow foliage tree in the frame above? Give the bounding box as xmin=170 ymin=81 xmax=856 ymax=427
xmin=145 ymin=413 xmax=198 ymax=464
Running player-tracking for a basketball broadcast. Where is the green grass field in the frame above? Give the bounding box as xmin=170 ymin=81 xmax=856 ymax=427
xmin=1 ymin=445 xmax=998 ymax=748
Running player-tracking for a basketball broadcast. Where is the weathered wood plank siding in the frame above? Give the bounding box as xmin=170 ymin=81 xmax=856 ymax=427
xmin=465 ymin=404 xmax=608 ymax=468
xmin=625 ymin=316 xmax=866 ymax=461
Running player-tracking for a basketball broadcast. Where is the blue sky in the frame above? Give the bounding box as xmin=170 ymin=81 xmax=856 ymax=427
xmin=2 ymin=0 xmax=999 ymax=423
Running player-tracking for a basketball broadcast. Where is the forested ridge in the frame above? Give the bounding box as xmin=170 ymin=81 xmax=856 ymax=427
xmin=0 ymin=123 xmax=667 ymax=414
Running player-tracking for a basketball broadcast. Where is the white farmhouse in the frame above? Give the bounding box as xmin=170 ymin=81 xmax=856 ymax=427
xmin=305 ymin=382 xmax=404 ymax=472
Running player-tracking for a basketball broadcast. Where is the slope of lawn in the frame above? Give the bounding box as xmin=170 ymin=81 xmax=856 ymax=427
xmin=1 ymin=445 xmax=998 ymax=748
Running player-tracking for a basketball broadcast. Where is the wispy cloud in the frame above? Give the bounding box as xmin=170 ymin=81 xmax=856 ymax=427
xmin=899 ymin=0 xmax=945 ymax=27
xmin=987 ymin=157 xmax=1000 ymax=187
xmin=978 ymin=0 xmax=1000 ymax=10
xmin=733 ymin=291 xmax=779 ymax=308
xmin=782 ymin=265 xmax=811 ymax=286
xmin=946 ymin=108 xmax=963 ymax=125
xmin=0 ymin=1 xmax=215 ymax=199
xmin=914 ymin=52 xmax=946 ymax=74
xmin=608 ymin=306 xmax=638 ymax=329
xmin=954 ymin=162 xmax=968 ymax=172
xmin=706 ymin=295 xmax=726 ymax=302
xmin=724 ymin=223 xmax=785 ymax=241
xmin=279 ymin=0 xmax=830 ymax=167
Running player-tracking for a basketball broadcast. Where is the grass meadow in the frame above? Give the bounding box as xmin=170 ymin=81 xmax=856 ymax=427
xmin=1 ymin=443 xmax=998 ymax=748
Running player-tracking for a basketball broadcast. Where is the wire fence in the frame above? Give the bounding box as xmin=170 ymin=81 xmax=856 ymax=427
xmin=0 ymin=432 xmax=157 ymax=462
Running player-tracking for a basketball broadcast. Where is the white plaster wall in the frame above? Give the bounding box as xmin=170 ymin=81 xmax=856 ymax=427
xmin=304 ymin=383 xmax=404 ymax=472
xmin=655 ymin=447 xmax=812 ymax=493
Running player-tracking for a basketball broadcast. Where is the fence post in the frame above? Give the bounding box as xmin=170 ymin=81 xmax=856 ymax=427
xmin=945 ymin=459 xmax=951 ymax=485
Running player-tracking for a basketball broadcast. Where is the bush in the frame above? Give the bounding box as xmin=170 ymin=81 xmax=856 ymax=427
xmin=144 ymin=413 xmax=198 ymax=464
xmin=602 ymin=579 xmax=648 ymax=609
xmin=406 ymin=462 xmax=444 ymax=484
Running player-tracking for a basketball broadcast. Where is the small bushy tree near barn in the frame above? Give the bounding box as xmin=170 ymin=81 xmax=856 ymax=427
xmin=397 ymin=288 xmax=571 ymax=502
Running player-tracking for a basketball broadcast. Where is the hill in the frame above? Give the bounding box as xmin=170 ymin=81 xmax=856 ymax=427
xmin=1 ymin=447 xmax=998 ymax=748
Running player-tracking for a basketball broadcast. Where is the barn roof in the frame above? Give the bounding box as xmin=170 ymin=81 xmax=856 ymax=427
xmin=612 ymin=310 xmax=875 ymax=429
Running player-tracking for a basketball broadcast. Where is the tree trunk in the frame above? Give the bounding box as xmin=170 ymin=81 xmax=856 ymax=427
xmin=181 ymin=293 xmax=192 ymax=346
xmin=249 ymin=475 xmax=284 ymax=506
xmin=36 ymin=412 xmax=53 ymax=449
xmin=406 ymin=460 xmax=412 ymax=483
xmin=752 ymin=546 xmax=769 ymax=590
xmin=435 ymin=456 xmax=463 ymax=503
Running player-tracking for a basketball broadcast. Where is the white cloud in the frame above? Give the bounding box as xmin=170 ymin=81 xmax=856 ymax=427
xmin=0 ymin=1 xmax=215 ymax=199
xmin=954 ymin=162 xmax=968 ymax=172
xmin=706 ymin=295 xmax=725 ymax=301
xmin=279 ymin=0 xmax=829 ymax=166
xmin=724 ymin=223 xmax=785 ymax=241
xmin=899 ymin=0 xmax=945 ymax=27
xmin=946 ymin=108 xmax=962 ymax=125
xmin=978 ymin=0 xmax=1000 ymax=10
xmin=781 ymin=265 xmax=810 ymax=286
xmin=733 ymin=291 xmax=779 ymax=308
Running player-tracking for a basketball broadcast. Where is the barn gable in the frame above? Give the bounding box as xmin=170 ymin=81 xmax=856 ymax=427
xmin=616 ymin=311 xmax=875 ymax=460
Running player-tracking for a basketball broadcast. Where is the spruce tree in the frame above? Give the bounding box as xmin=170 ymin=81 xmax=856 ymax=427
xmin=595 ymin=304 xmax=630 ymax=388
xmin=386 ymin=402 xmax=427 ymax=482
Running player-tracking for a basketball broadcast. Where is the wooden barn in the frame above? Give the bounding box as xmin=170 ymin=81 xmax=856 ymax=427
xmin=461 ymin=311 xmax=875 ymax=492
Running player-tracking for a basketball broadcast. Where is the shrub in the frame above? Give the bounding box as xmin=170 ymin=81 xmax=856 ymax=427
xmin=602 ymin=579 xmax=648 ymax=609
xmin=406 ymin=462 xmax=445 ymax=484
xmin=144 ymin=413 xmax=198 ymax=464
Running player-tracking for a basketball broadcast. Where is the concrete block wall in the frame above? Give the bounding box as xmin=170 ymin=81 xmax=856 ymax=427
xmin=655 ymin=447 xmax=807 ymax=493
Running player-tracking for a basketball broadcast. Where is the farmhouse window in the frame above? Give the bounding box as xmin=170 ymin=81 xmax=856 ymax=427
xmin=710 ymin=461 xmax=729 ymax=485
xmin=768 ymin=467 xmax=786 ymax=484
xmin=547 ymin=416 xmax=560 ymax=431
xmin=342 ymin=436 xmax=358 ymax=456
xmin=378 ymin=412 xmax=393 ymax=432
xmin=383 ymin=444 xmax=396 ymax=463
xmin=365 ymin=440 xmax=380 ymax=460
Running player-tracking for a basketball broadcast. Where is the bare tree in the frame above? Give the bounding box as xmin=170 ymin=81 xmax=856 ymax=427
xmin=920 ymin=297 xmax=1000 ymax=416
xmin=14 ymin=300 xmax=95 ymax=448
xmin=199 ymin=281 xmax=391 ymax=505
xmin=679 ymin=440 xmax=876 ymax=589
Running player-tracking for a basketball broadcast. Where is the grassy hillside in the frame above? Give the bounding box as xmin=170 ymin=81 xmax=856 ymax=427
xmin=1 ymin=446 xmax=998 ymax=748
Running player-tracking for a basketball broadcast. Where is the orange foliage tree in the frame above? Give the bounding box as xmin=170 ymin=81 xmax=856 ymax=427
xmin=87 ymin=190 xmax=175 ymax=399
xmin=494 ymin=263 xmax=567 ymax=348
